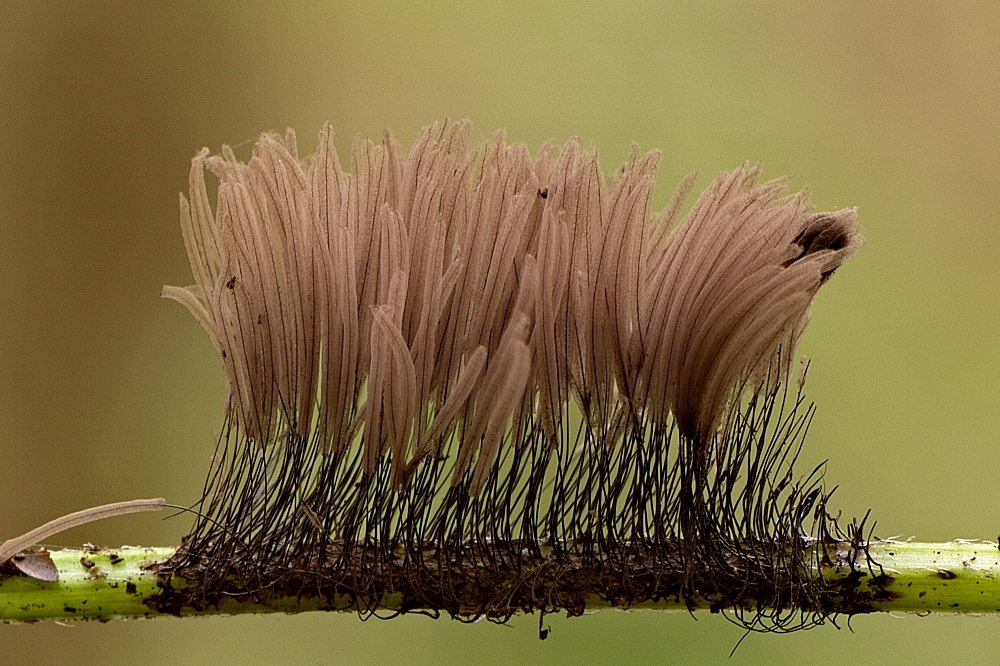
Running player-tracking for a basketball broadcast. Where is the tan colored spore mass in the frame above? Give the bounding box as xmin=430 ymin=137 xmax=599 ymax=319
xmin=165 ymin=121 xmax=861 ymax=496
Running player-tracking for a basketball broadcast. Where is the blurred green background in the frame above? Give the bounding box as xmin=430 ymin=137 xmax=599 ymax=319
xmin=2 ymin=1 xmax=999 ymax=663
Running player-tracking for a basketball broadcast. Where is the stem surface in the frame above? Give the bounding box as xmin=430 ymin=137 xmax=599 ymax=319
xmin=2 ymin=541 xmax=998 ymax=622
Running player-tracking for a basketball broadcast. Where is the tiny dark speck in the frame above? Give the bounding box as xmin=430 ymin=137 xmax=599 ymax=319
xmin=126 ymin=581 xmax=137 ymax=595
xmin=63 ymin=605 xmax=77 ymax=613
xmin=538 ymin=188 xmax=548 ymax=199
xmin=919 ymin=591 xmax=926 ymax=597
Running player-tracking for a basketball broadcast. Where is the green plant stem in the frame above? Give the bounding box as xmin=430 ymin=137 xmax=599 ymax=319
xmin=2 ymin=541 xmax=999 ymax=622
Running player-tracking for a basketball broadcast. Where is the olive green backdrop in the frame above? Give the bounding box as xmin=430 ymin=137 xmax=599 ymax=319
xmin=2 ymin=1 xmax=999 ymax=663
